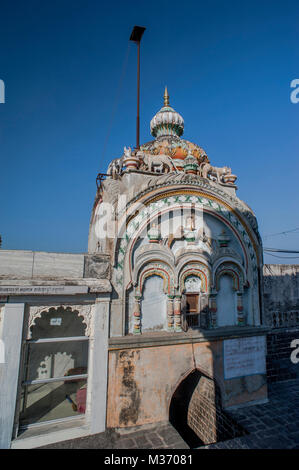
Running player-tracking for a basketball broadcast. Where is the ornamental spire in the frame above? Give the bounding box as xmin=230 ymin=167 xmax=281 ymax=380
xmin=164 ymin=86 xmax=169 ymax=106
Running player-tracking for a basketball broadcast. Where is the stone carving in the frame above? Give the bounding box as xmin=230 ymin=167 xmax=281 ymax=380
xmin=200 ymin=162 xmax=232 ymax=183
xmin=77 ymin=305 xmax=93 ymax=337
xmin=137 ymin=150 xmax=178 ymax=173
xmin=28 ymin=305 xmax=52 ymax=338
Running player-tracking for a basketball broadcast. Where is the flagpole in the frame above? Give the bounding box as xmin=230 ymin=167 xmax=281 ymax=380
xmin=130 ymin=26 xmax=146 ymax=150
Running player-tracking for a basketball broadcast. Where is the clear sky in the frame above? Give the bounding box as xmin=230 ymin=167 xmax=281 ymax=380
xmin=0 ymin=0 xmax=298 ymax=264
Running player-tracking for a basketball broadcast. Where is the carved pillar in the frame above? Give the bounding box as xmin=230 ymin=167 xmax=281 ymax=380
xmin=174 ymin=295 xmax=182 ymax=332
xmin=209 ymin=294 xmax=217 ymax=328
xmin=133 ymin=295 xmax=142 ymax=335
xmin=167 ymin=295 xmax=174 ymax=332
xmin=237 ymin=292 xmax=246 ymax=326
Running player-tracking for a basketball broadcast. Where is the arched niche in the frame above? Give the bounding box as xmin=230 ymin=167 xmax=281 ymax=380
xmin=216 ymin=274 xmax=237 ymax=327
xmin=30 ymin=306 xmax=87 ymax=340
xmin=26 ymin=307 xmax=88 ymax=382
xmin=178 ymin=260 xmax=211 ymax=295
xmin=130 ymin=260 xmax=175 ymax=334
xmin=213 ymin=262 xmax=246 ymax=327
xmin=141 ymin=274 xmax=167 ymax=332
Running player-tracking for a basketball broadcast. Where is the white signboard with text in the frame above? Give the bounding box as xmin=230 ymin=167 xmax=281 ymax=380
xmin=223 ymin=336 xmax=266 ymax=380
xmin=0 ymin=286 xmax=88 ymax=295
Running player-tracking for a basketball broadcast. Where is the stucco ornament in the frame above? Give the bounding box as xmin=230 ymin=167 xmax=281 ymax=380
xmin=27 ymin=304 xmax=93 ymax=339
xmin=137 ymin=149 xmax=178 ymax=173
xmin=200 ymin=162 xmax=236 ymax=184
xmin=185 ymin=276 xmax=202 ymax=292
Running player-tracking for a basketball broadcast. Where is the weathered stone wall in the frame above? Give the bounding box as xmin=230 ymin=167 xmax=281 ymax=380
xmin=0 ymin=250 xmax=110 ymax=280
xmin=107 ymin=332 xmax=268 ymax=429
xmin=187 ymin=374 xmax=245 ymax=444
xmin=263 ymin=265 xmax=299 ymax=383
xmin=263 ymin=264 xmax=299 ymax=328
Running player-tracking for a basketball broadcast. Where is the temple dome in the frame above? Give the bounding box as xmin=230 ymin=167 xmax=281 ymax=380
xmin=150 ymin=87 xmax=184 ymax=138
xmin=146 ymin=88 xmax=209 ymax=170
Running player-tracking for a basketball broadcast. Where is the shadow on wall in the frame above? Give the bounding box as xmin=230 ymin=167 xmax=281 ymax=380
xmin=263 ymin=265 xmax=299 ymax=382
xmin=263 ymin=265 xmax=299 ymax=328
xmin=169 ymin=369 xmax=247 ymax=448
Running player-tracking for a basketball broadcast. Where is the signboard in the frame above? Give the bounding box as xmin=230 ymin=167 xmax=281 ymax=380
xmin=0 ymin=286 xmax=88 ymax=295
xmin=223 ymin=335 xmax=266 ymax=380
xmin=50 ymin=318 xmax=62 ymax=326
xmin=0 ymin=295 xmax=8 ymax=303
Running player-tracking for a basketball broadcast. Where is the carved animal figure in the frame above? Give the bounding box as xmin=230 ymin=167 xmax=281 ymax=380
xmin=107 ymin=157 xmax=123 ymax=179
xmin=123 ymin=146 xmax=132 ymax=158
xmin=200 ymin=162 xmax=231 ymax=182
xmin=137 ymin=150 xmax=178 ymax=173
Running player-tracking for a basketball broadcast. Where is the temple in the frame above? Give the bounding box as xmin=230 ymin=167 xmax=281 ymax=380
xmin=0 ymin=88 xmax=270 ymax=448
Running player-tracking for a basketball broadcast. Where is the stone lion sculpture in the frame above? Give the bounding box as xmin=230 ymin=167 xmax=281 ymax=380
xmin=137 ymin=150 xmax=178 ymax=173
xmin=200 ymin=162 xmax=231 ymax=182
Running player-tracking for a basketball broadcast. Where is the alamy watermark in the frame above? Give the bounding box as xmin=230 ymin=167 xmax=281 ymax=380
xmin=0 ymin=79 xmax=4 ymax=103
xmin=290 ymin=339 xmax=299 ymax=364
xmin=290 ymin=79 xmax=299 ymax=104
xmin=93 ymin=194 xmax=204 ymax=242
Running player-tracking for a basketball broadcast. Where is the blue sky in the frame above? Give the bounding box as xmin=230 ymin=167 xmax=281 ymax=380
xmin=0 ymin=0 xmax=298 ymax=264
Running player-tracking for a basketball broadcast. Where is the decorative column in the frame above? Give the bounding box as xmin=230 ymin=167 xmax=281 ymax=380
xmin=174 ymin=295 xmax=182 ymax=332
xmin=237 ymin=292 xmax=246 ymax=326
xmin=133 ymin=295 xmax=142 ymax=334
xmin=167 ymin=295 xmax=174 ymax=332
xmin=209 ymin=294 xmax=217 ymax=328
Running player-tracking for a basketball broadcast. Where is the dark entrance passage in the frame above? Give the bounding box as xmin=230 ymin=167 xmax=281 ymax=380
xmin=169 ymin=370 xmax=247 ymax=448
xmin=169 ymin=370 xmax=204 ymax=448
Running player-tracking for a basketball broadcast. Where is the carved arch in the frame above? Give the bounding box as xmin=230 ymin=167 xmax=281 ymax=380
xmin=178 ymin=259 xmax=211 ymax=294
xmin=214 ymin=262 xmax=245 ymax=293
xmin=134 ymin=261 xmax=175 ymax=296
xmin=27 ymin=304 xmax=93 ymax=339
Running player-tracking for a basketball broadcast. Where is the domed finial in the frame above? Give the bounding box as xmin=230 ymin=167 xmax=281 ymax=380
xmin=164 ymin=86 xmax=169 ymax=106
xmin=150 ymin=88 xmax=184 ymax=138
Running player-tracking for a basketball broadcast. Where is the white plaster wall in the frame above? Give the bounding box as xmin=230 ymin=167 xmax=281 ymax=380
xmin=217 ymin=275 xmax=236 ymax=327
xmin=33 ymin=252 xmax=84 ymax=278
xmin=0 ymin=303 xmax=25 ymax=449
xmin=141 ymin=276 xmax=167 ymax=331
xmin=0 ymin=251 xmax=34 ymax=278
xmin=86 ymin=296 xmax=110 ymax=434
xmin=0 ymin=250 xmax=84 ymax=279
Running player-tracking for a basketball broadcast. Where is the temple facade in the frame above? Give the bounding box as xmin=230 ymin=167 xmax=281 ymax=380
xmin=0 ymin=89 xmax=269 ymax=448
